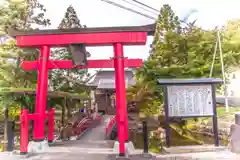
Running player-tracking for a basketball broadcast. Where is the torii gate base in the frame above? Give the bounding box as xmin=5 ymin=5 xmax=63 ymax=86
xmin=11 ymin=26 xmax=147 ymax=157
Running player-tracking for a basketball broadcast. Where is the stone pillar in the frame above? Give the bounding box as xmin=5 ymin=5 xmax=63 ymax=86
xmin=230 ymin=112 xmax=240 ymax=153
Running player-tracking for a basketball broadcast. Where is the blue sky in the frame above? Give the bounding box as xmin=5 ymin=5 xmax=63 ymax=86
xmin=39 ymin=0 xmax=240 ymax=72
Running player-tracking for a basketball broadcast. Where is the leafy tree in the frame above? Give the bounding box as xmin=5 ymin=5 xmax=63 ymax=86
xmin=127 ymin=5 xmax=240 ymax=145
xmin=49 ymin=5 xmax=90 ymax=94
xmin=0 ymin=0 xmax=50 ymax=88
xmin=48 ymin=5 xmax=91 ymax=117
xmin=128 ymin=4 xmax=240 ymax=116
xmin=0 ymin=0 xmax=50 ymax=145
xmin=0 ymin=0 xmax=50 ymax=114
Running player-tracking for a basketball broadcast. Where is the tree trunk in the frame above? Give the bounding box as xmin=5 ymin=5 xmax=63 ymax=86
xmin=3 ymin=106 xmax=8 ymax=150
xmin=31 ymin=106 xmax=35 ymax=140
xmin=62 ymin=98 xmax=66 ymax=126
xmin=67 ymin=99 xmax=72 ymax=118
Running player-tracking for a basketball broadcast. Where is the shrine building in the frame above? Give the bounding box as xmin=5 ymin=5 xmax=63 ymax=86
xmin=88 ymin=69 xmax=138 ymax=115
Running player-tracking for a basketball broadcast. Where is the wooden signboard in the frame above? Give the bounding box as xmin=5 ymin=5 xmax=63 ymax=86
xmin=157 ymin=78 xmax=223 ymax=148
xmin=167 ymin=85 xmax=213 ymax=117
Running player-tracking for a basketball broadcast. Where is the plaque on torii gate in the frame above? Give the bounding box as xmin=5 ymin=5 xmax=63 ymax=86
xmin=9 ymin=23 xmax=156 ymax=157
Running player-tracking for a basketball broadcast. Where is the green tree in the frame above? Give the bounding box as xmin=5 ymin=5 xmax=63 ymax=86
xmin=0 ymin=0 xmax=50 ymax=88
xmin=49 ymin=5 xmax=89 ymax=94
xmin=128 ymin=5 xmax=240 ymax=116
xmin=127 ymin=5 xmax=240 ymax=146
xmin=48 ymin=5 xmax=90 ymax=117
xmin=0 ymin=0 xmax=50 ymax=146
xmin=128 ymin=4 xmax=182 ymax=116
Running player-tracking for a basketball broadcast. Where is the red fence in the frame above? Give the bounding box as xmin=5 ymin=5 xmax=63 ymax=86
xmin=20 ymin=111 xmax=102 ymax=154
xmin=74 ymin=113 xmax=102 ymax=136
xmin=105 ymin=116 xmax=116 ymax=139
xmin=20 ymin=108 xmax=55 ymax=154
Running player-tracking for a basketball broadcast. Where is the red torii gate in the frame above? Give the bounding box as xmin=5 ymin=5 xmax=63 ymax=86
xmin=9 ymin=23 xmax=155 ymax=157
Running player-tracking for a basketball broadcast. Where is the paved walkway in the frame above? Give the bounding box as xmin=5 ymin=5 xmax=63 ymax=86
xmin=35 ymin=115 xmax=115 ymax=160
xmin=0 ymin=115 xmax=114 ymax=160
xmin=1 ymin=115 xmax=240 ymax=159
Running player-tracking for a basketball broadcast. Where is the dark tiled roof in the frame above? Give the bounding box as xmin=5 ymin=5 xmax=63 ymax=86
xmin=89 ymin=70 xmax=135 ymax=89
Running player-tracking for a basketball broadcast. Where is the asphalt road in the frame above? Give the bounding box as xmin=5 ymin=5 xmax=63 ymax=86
xmin=216 ymin=96 xmax=240 ymax=107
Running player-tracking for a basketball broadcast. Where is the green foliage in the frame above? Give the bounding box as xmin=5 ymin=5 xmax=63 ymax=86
xmin=49 ymin=5 xmax=90 ymax=94
xmin=0 ymin=0 xmax=50 ymax=115
xmin=0 ymin=0 xmax=50 ymax=86
xmin=128 ymin=4 xmax=240 ymax=117
xmin=0 ymin=0 xmax=50 ymax=33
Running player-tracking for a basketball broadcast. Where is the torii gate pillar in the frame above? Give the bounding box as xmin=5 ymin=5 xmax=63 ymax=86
xmin=113 ymin=43 xmax=129 ymax=154
xmin=34 ymin=46 xmax=50 ymax=141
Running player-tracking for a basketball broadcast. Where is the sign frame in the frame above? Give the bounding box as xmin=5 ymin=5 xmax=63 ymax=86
xmin=157 ymin=78 xmax=223 ymax=148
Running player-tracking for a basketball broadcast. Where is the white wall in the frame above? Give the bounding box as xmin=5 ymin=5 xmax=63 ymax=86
xmin=228 ymin=70 xmax=240 ymax=96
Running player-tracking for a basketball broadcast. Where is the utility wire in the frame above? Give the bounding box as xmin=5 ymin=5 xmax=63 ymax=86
xmin=102 ymin=0 xmax=197 ymax=25
xmin=101 ymin=0 xmax=157 ymax=20
xmin=119 ymin=0 xmax=158 ymax=15
xmin=129 ymin=0 xmax=197 ymax=23
xmin=131 ymin=0 xmax=159 ymax=12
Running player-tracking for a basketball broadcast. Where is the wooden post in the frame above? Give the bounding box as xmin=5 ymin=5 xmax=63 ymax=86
xmin=163 ymin=86 xmax=170 ymax=148
xmin=62 ymin=97 xmax=66 ymax=126
xmin=211 ymin=84 xmax=219 ymax=146
xmin=3 ymin=106 xmax=8 ymax=151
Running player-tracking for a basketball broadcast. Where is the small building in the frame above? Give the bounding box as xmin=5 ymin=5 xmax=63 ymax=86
xmin=88 ymin=70 xmax=137 ymax=115
xmin=228 ymin=70 xmax=240 ymax=96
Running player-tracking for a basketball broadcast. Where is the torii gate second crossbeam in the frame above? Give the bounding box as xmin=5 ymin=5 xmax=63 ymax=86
xmin=9 ymin=23 xmax=152 ymax=157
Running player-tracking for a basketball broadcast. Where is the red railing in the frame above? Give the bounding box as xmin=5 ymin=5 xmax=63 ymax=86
xmin=95 ymin=113 xmax=102 ymax=121
xmin=75 ymin=117 xmax=92 ymax=135
xmin=74 ymin=113 xmax=103 ymax=136
xmin=106 ymin=116 xmax=116 ymax=139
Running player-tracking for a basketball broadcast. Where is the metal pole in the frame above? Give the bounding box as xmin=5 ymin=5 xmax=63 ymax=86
xmin=209 ymin=39 xmax=218 ymax=78
xmin=7 ymin=121 xmax=15 ymax=152
xmin=142 ymin=120 xmax=148 ymax=153
xmin=217 ymin=31 xmax=229 ymax=112
xmin=113 ymin=43 xmax=128 ymax=157
xmin=33 ymin=46 xmax=50 ymax=141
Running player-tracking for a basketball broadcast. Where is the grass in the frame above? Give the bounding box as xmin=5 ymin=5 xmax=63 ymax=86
xmin=186 ymin=106 xmax=240 ymax=141
xmin=217 ymin=107 xmax=240 ymax=117
xmin=187 ymin=107 xmax=240 ymax=124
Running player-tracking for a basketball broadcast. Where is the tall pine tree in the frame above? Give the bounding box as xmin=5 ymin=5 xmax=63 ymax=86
xmin=49 ymin=5 xmax=89 ymax=93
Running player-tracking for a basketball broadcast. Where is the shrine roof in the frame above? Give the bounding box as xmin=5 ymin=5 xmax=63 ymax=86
xmin=8 ymin=23 xmax=156 ymax=37
xmin=157 ymin=78 xmax=223 ymax=85
xmin=89 ymin=70 xmax=135 ymax=89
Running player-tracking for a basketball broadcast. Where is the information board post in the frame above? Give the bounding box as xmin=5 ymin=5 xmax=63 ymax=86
xmin=211 ymin=84 xmax=219 ymax=146
xmin=158 ymin=78 xmax=223 ymax=147
xmin=163 ymin=86 xmax=170 ymax=148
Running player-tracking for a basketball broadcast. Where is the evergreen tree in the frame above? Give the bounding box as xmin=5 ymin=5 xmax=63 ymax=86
xmin=58 ymin=5 xmax=85 ymax=29
xmin=0 ymin=0 xmax=50 ymax=88
xmin=0 ymin=0 xmax=50 ymax=148
xmin=49 ymin=5 xmax=89 ymax=93
xmin=128 ymin=4 xmax=240 ymax=116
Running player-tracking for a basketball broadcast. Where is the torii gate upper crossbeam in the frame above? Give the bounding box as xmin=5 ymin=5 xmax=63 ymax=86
xmin=21 ymin=59 xmax=143 ymax=70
